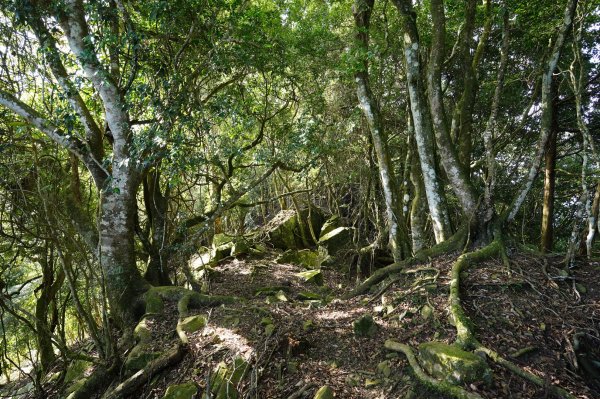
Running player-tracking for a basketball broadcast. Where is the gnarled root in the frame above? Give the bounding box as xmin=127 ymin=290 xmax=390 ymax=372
xmin=449 ymin=240 xmax=577 ymax=399
xmin=384 ymin=340 xmax=483 ymax=399
xmin=346 ymin=226 xmax=468 ymax=298
xmin=101 ymin=344 xmax=186 ymax=399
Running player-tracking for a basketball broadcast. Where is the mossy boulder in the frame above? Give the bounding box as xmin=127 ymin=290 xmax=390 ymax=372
xmin=277 ymin=248 xmax=329 ymax=269
xmin=318 ymin=227 xmax=354 ymax=256
xmin=178 ymin=315 xmax=207 ymax=333
xmin=231 ymin=238 xmax=252 ymax=256
xmin=417 ymin=341 xmax=493 ymax=386
xmin=163 ymin=382 xmax=198 ymax=399
xmin=265 ymin=207 xmax=325 ymax=250
xmin=320 ymin=215 xmax=343 ymax=237
xmin=296 ymin=269 xmax=324 ymax=286
xmin=134 ymin=318 xmax=152 ymax=343
xmin=313 ymin=385 xmax=334 ymax=399
xmin=64 ymin=359 xmax=93 ymax=385
xmin=353 ymin=314 xmax=377 ymax=337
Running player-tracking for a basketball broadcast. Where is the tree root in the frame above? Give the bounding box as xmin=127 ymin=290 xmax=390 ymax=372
xmin=101 ymin=344 xmax=186 ymax=399
xmin=448 ymin=240 xmax=577 ymax=399
xmin=346 ymin=226 xmax=467 ymax=298
xmin=384 ymin=340 xmax=483 ymax=399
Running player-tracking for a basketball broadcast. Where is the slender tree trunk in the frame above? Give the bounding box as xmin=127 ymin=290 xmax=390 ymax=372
xmin=540 ymin=82 xmax=559 ymax=252
xmin=394 ymin=0 xmax=451 ymax=243
xmin=506 ymin=0 xmax=578 ymax=222
xmin=427 ymin=0 xmax=478 ymax=220
xmin=354 ymin=0 xmax=409 ymax=261
xmin=482 ymin=8 xmax=510 ymax=228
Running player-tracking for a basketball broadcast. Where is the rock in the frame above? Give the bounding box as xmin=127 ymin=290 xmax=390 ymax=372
xmin=418 ymin=341 xmax=493 ymax=386
xmin=377 ymin=360 xmax=392 ymax=377
xmin=178 ymin=315 xmax=207 ymax=333
xmin=231 ymin=239 xmax=252 ymax=256
xmin=65 ymin=359 xmax=93 ymax=385
xmin=318 ymin=227 xmax=354 ymax=256
xmin=265 ymin=210 xmax=305 ymax=249
xmin=576 ymin=283 xmax=587 ymax=294
xmin=353 ymin=314 xmax=377 ymax=337
xmin=277 ymin=248 xmax=329 ymax=269
xmin=210 ymin=357 xmax=249 ymax=399
xmin=420 ymin=304 xmax=433 ymax=320
xmin=265 ymin=208 xmax=324 ymax=250
xmin=320 ymin=215 xmax=342 ymax=237
xmin=162 ymin=382 xmax=198 ymax=399
xmin=313 ymin=385 xmax=334 ymax=399
xmin=134 ymin=318 xmax=152 ymax=343
xmin=296 ymin=269 xmax=324 ymax=286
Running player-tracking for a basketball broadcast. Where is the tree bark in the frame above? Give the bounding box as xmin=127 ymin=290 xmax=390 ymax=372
xmin=540 ymin=80 xmax=559 ymax=253
xmin=427 ymin=0 xmax=478 ymax=219
xmin=506 ymin=0 xmax=578 ymax=222
xmin=394 ymin=0 xmax=452 ymax=243
xmin=354 ymin=0 xmax=409 ymax=261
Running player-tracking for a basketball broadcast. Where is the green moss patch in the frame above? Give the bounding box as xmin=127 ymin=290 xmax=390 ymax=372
xmin=417 ymin=341 xmax=492 ymax=386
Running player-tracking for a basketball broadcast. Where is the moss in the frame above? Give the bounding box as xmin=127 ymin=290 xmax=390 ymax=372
xmin=162 ymin=382 xmax=198 ymax=399
xmin=65 ymin=360 xmax=93 ymax=385
xmin=277 ymin=249 xmax=328 ymax=269
xmin=313 ymin=385 xmax=334 ymax=399
xmin=353 ymin=314 xmax=377 ymax=337
xmin=418 ymin=341 xmax=492 ymax=386
xmin=134 ymin=318 xmax=152 ymax=343
xmin=125 ymin=344 xmax=161 ymax=372
xmin=178 ymin=315 xmax=207 ymax=333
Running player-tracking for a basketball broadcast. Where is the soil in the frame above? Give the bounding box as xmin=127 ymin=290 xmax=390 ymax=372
xmin=139 ymin=250 xmax=600 ymax=399
xmin=9 ymin=249 xmax=600 ymax=399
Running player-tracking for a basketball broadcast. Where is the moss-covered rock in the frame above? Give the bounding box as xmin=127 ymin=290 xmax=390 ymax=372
xmin=353 ymin=314 xmax=377 ymax=337
xmin=265 ymin=208 xmax=324 ymax=250
xmin=231 ymin=239 xmax=252 ymax=256
xmin=134 ymin=318 xmax=152 ymax=343
xmin=313 ymin=385 xmax=334 ymax=399
xmin=277 ymin=248 xmax=329 ymax=269
xmin=296 ymin=269 xmax=324 ymax=286
xmin=178 ymin=315 xmax=207 ymax=333
xmin=417 ymin=341 xmax=492 ymax=386
xmin=64 ymin=359 xmax=93 ymax=385
xmin=162 ymin=382 xmax=198 ymax=399
xmin=318 ymin=227 xmax=354 ymax=255
xmin=320 ymin=215 xmax=342 ymax=237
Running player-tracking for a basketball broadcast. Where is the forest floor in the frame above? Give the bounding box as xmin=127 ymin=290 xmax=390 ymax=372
xmin=141 ymin=249 xmax=600 ymax=399
xmin=7 ymin=249 xmax=600 ymax=399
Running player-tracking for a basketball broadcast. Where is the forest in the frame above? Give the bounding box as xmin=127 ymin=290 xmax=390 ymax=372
xmin=0 ymin=0 xmax=599 ymax=398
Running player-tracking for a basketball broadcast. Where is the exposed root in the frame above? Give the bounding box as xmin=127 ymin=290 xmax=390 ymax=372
xmin=101 ymin=344 xmax=186 ymax=399
xmin=384 ymin=340 xmax=483 ymax=399
xmin=68 ymin=286 xmax=236 ymax=399
xmin=449 ymin=241 xmax=501 ymax=349
xmin=346 ymin=226 xmax=467 ymax=298
xmin=449 ymin=240 xmax=578 ymax=399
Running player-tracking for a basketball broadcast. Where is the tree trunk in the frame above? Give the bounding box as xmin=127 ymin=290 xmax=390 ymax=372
xmin=394 ymin=0 xmax=452 ymax=243
xmin=506 ymin=0 xmax=578 ymax=222
xmin=354 ymin=0 xmax=409 ymax=261
xmin=427 ymin=0 xmax=478 ymax=220
xmin=540 ymin=81 xmax=559 ymax=252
